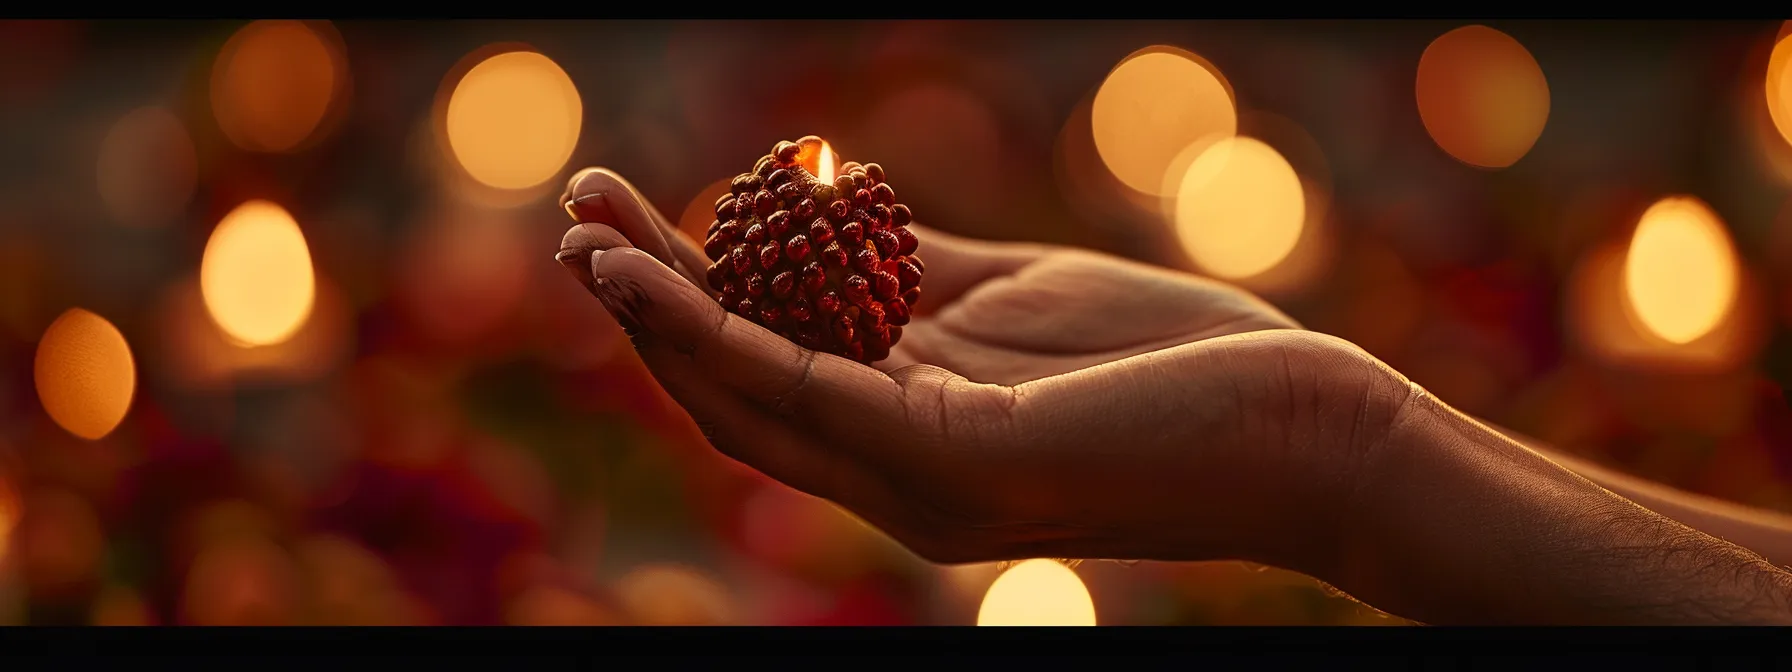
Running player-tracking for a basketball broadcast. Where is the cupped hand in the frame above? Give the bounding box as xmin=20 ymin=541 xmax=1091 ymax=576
xmin=555 ymin=168 xmax=1414 ymax=571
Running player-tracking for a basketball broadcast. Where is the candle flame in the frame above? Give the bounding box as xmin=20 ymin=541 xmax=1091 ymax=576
xmin=816 ymin=141 xmax=836 ymax=184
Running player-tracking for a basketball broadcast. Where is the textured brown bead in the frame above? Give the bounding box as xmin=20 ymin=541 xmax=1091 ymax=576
xmin=897 ymin=259 xmax=922 ymax=290
xmin=766 ymin=210 xmax=792 ymax=238
xmin=706 ymin=262 xmax=726 ymax=290
xmin=831 ymin=312 xmax=855 ymax=345
xmin=785 ymin=234 xmax=811 ymax=262
xmin=894 ymin=227 xmax=918 ymax=256
xmin=817 ymin=291 xmax=842 ymax=317
xmin=839 ymin=221 xmax=864 ymax=245
xmin=801 ymin=262 xmax=827 ymax=293
xmin=871 ymin=230 xmax=899 ymax=258
xmin=808 ymin=219 xmax=835 ymax=245
xmin=885 ymin=297 xmax=911 ymax=326
xmin=852 ymin=247 xmax=881 ymax=275
xmin=731 ymin=247 xmax=753 ymax=275
xmin=873 ymin=271 xmax=899 ymax=301
xmin=704 ymin=233 xmax=729 ymax=259
xmin=759 ymin=242 xmax=782 ymax=270
xmin=774 ymin=141 xmax=802 ymax=163
xmin=844 ymin=274 xmax=871 ymax=307
xmin=822 ymin=241 xmax=849 ymax=268
xmin=704 ymin=139 xmax=925 ymax=366
xmin=771 ymin=271 xmax=796 ymax=299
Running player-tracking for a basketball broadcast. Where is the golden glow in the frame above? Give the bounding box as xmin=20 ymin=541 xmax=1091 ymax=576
xmin=615 ymin=563 xmax=736 ymax=625
xmin=797 ymin=137 xmax=838 ymax=184
xmin=976 ymin=559 xmax=1096 ymax=626
xmin=0 ymin=474 xmax=20 ymax=561
xmin=1624 ymin=197 xmax=1740 ymax=345
xmin=96 ymin=106 xmax=197 ymax=228
xmin=443 ymin=49 xmax=583 ymax=191
xmin=1171 ymin=136 xmax=1305 ymax=279
xmin=1768 ymin=34 xmax=1792 ymax=150
xmin=677 ymin=177 xmax=735 ymax=244
xmin=1415 ymin=25 xmax=1550 ymax=168
xmin=210 ymin=20 xmax=345 ymax=153
xmin=34 ymin=308 xmax=136 ymax=440
xmin=816 ymin=140 xmax=836 ymax=184
xmin=181 ymin=537 xmax=303 ymax=626
xmin=200 ymin=200 xmax=317 ymax=347
xmin=1091 ymin=46 xmax=1237 ymax=196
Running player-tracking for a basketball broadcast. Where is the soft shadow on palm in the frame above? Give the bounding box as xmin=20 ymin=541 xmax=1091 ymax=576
xmin=879 ymin=228 xmax=1299 ymax=386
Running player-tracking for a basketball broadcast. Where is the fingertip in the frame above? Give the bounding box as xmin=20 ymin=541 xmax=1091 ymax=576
xmin=560 ymin=222 xmax=632 ymax=255
xmin=562 ymin=167 xmax=604 ymax=204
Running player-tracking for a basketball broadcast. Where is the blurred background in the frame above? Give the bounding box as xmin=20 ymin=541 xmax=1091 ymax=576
xmin=3 ymin=19 xmax=1792 ymax=626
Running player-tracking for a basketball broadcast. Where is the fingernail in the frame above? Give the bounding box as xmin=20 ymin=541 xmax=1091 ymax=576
xmin=556 ymin=246 xmax=598 ymax=296
xmin=564 ymin=193 xmax=602 ymax=222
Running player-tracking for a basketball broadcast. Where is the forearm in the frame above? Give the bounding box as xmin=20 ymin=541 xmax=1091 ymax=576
xmin=1329 ymin=388 xmax=1792 ymax=625
xmin=1486 ymin=423 xmax=1792 ymax=570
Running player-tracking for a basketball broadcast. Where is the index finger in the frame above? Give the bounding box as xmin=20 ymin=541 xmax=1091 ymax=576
xmin=562 ymin=168 xmax=700 ymax=287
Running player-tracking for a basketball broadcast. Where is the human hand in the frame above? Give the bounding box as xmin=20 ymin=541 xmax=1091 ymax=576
xmin=554 ymin=168 xmax=1410 ymax=572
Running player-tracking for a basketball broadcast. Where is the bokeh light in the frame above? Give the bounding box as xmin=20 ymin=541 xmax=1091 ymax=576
xmin=95 ymin=105 xmax=197 ymax=228
xmin=1170 ymin=136 xmax=1306 ymax=280
xmin=0 ymin=475 xmax=18 ymax=561
xmin=614 ymin=563 xmax=736 ymax=625
xmin=210 ymin=20 xmax=348 ymax=153
xmin=200 ymin=200 xmax=317 ymax=347
xmin=1567 ymin=238 xmax=1766 ymax=373
xmin=1415 ymin=25 xmax=1550 ymax=168
xmin=1623 ymin=197 xmax=1739 ymax=345
xmin=180 ymin=537 xmax=303 ymax=626
xmin=34 ymin=307 xmax=135 ymax=441
xmin=16 ymin=488 xmax=105 ymax=598
xmin=1092 ymin=45 xmax=1237 ymax=196
xmin=91 ymin=585 xmax=155 ymax=625
xmin=976 ymin=559 xmax=1096 ymax=626
xmin=294 ymin=534 xmax=432 ymax=625
xmin=441 ymin=48 xmax=583 ymax=192
xmin=1765 ymin=32 xmax=1792 ymax=151
xmin=505 ymin=584 xmax=621 ymax=626
xmin=159 ymin=273 xmax=352 ymax=389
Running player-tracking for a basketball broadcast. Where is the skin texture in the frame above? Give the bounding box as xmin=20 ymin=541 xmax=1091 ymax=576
xmin=554 ymin=167 xmax=1792 ymax=625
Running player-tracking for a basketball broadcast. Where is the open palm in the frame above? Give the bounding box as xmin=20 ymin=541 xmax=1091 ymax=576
xmin=880 ymin=226 xmax=1298 ymax=385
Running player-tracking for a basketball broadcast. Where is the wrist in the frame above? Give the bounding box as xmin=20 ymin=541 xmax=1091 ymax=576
xmin=1324 ymin=375 xmax=1792 ymax=624
xmin=1214 ymin=333 xmax=1422 ymax=577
